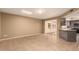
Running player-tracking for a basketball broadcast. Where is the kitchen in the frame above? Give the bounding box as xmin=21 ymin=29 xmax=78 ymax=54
xmin=59 ymin=10 xmax=79 ymax=42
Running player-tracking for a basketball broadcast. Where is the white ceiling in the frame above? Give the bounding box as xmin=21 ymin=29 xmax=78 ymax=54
xmin=64 ymin=9 xmax=79 ymax=20
xmin=0 ymin=8 xmax=71 ymax=19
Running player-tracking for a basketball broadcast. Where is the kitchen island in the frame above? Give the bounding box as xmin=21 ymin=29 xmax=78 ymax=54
xmin=59 ymin=29 xmax=76 ymax=42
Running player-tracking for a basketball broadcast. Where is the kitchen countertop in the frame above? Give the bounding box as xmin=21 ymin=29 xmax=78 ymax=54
xmin=59 ymin=29 xmax=76 ymax=31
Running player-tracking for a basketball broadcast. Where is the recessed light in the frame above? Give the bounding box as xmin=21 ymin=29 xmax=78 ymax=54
xmin=22 ymin=10 xmax=32 ymax=15
xmin=37 ymin=9 xmax=45 ymax=14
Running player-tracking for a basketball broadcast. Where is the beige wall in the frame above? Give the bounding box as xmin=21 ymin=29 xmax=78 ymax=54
xmin=1 ymin=13 xmax=42 ymax=38
xmin=0 ymin=13 xmax=1 ymax=38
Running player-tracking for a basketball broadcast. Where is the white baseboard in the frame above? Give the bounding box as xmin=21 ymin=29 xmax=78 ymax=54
xmin=0 ymin=33 xmax=42 ymax=42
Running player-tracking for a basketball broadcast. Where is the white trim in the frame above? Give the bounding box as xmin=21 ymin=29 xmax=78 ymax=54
xmin=0 ymin=33 xmax=42 ymax=42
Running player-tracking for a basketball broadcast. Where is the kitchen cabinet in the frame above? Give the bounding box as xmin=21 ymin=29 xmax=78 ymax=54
xmin=59 ymin=29 xmax=76 ymax=42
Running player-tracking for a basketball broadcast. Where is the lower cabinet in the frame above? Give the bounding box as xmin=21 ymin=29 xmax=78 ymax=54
xmin=59 ymin=30 xmax=76 ymax=42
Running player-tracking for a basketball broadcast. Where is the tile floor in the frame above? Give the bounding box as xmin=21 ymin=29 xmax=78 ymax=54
xmin=0 ymin=33 xmax=78 ymax=51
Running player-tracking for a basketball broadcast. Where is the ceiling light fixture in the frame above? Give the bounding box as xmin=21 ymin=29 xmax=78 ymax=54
xmin=37 ymin=9 xmax=45 ymax=14
xmin=22 ymin=10 xmax=32 ymax=15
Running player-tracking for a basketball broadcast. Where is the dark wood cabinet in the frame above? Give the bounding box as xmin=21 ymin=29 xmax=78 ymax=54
xmin=59 ymin=30 xmax=76 ymax=42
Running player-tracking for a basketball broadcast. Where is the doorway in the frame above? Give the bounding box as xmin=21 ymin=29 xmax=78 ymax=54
xmin=44 ymin=19 xmax=58 ymax=40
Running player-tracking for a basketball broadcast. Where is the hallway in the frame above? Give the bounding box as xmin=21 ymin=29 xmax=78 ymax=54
xmin=0 ymin=33 xmax=78 ymax=51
